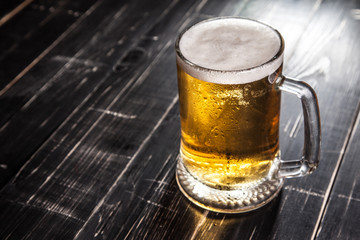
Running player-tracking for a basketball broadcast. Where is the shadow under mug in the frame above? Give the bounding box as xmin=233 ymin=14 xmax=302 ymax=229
xmin=175 ymin=17 xmax=321 ymax=213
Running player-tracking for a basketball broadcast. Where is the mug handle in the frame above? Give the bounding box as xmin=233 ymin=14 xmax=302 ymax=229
xmin=277 ymin=76 xmax=321 ymax=178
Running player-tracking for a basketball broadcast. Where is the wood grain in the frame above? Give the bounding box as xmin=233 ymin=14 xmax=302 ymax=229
xmin=0 ymin=0 xmax=359 ymax=239
xmin=0 ymin=0 xmax=97 ymax=90
xmin=316 ymin=108 xmax=360 ymax=239
xmin=0 ymin=0 xmax=189 ymax=187
xmin=0 ymin=0 xmax=28 ymax=23
xmin=0 ymin=0 xmax=201 ymax=238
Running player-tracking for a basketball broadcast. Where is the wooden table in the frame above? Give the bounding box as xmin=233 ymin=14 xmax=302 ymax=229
xmin=1 ymin=0 xmax=359 ymax=239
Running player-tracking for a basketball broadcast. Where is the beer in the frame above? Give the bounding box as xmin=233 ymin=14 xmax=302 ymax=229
xmin=176 ymin=18 xmax=284 ymax=190
xmin=175 ymin=17 xmax=321 ymax=213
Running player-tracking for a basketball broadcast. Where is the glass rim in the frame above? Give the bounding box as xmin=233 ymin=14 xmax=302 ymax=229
xmin=175 ymin=16 xmax=285 ymax=74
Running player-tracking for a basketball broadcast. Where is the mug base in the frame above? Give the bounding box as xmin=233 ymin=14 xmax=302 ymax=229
xmin=176 ymin=157 xmax=283 ymax=213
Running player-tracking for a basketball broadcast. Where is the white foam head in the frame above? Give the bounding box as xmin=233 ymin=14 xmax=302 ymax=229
xmin=176 ymin=18 xmax=284 ymax=84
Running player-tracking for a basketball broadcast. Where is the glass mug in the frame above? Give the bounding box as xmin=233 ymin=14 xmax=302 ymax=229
xmin=175 ymin=17 xmax=321 ymax=213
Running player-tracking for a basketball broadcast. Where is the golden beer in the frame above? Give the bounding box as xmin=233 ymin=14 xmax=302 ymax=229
xmin=178 ymin=65 xmax=282 ymax=190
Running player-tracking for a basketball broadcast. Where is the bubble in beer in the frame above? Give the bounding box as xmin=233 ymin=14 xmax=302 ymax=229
xmin=176 ymin=18 xmax=283 ymax=190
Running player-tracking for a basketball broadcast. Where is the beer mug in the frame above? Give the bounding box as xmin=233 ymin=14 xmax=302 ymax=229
xmin=175 ymin=17 xmax=321 ymax=213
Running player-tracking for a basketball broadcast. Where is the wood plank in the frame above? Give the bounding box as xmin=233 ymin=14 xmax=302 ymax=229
xmin=0 ymin=0 xmax=359 ymax=239
xmin=0 ymin=0 xmax=26 ymax=21
xmin=0 ymin=0 xmax=203 ymax=238
xmin=0 ymin=0 xmax=189 ymax=187
xmin=253 ymin=0 xmax=360 ymax=238
xmin=77 ymin=101 xmax=285 ymax=240
xmin=35 ymin=0 xmax=354 ymax=239
xmin=316 ymin=108 xmax=360 ymax=239
xmin=113 ymin=0 xmax=360 ymax=239
xmin=0 ymin=0 xmax=97 ymax=90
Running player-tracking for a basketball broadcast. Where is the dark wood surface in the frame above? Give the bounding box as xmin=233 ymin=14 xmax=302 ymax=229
xmin=0 ymin=0 xmax=359 ymax=239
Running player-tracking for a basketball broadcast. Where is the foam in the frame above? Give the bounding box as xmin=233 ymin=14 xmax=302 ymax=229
xmin=177 ymin=18 xmax=283 ymax=84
